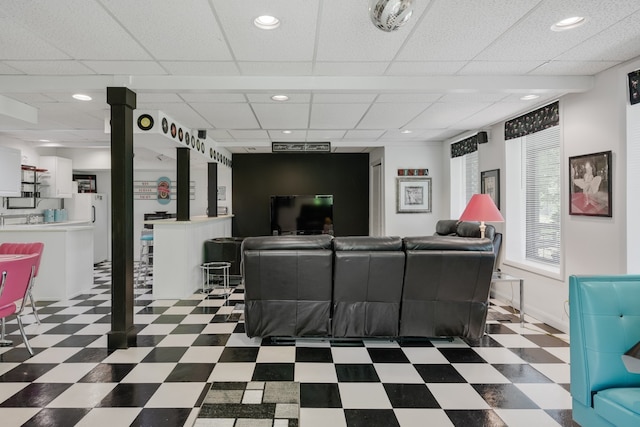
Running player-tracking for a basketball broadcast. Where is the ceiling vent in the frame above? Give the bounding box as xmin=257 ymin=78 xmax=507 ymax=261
xmin=272 ymin=142 xmax=331 ymax=153
xmin=369 ymin=0 xmax=414 ymax=32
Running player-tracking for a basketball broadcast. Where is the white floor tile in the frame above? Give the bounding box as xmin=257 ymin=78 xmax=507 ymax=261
xmin=34 ymin=363 xmax=97 ymax=383
xmin=46 ymin=383 xmax=117 ymax=408
xmin=132 ymin=314 xmax=160 ymax=324
xmin=374 ymin=363 xmax=424 ymax=383
xmin=516 ymin=383 xmax=573 ymax=409
xmin=163 ymin=306 xmax=197 ymax=315
xmin=494 ymin=409 xmax=563 ymax=427
xmin=181 ymin=314 xmax=216 ymax=324
xmin=402 ymin=347 xmax=450 ymax=364
xmin=21 ymin=322 xmax=57 ymax=335
xmin=394 ymin=409 xmax=454 ymax=427
xmin=65 ymin=314 xmax=107 ymax=324
xmin=330 ymin=347 xmax=372 ymax=363
xmin=201 ymin=323 xmax=237 ymax=334
xmin=55 ymin=306 xmax=93 ymax=315
xmin=294 ymin=339 xmax=331 ymax=348
xmin=74 ymin=323 xmax=112 ymax=335
xmin=156 ymin=334 xmax=198 ymax=347
xmin=101 ymin=347 xmax=153 ymax=363
xmin=529 ymin=363 xmax=571 ymax=384
xmin=299 ymin=408 xmax=346 ymax=427
xmin=208 ymin=363 xmax=256 ymax=382
xmin=145 ymin=382 xmax=206 ymax=407
xmin=224 ymin=334 xmax=262 ymax=347
xmin=544 ymin=347 xmax=571 ymax=363
xmin=75 ymin=408 xmax=142 ymax=427
xmin=431 ymin=337 xmax=470 ymax=348
xmin=0 ymin=408 xmax=40 ymax=426
xmin=137 ymin=324 xmax=178 ymax=335
xmin=121 ymin=363 xmax=176 ymax=383
xmin=0 ymin=363 xmax=19 ymax=376
xmin=179 ymin=346 xmax=224 ymax=363
xmin=338 ymin=383 xmax=391 ymax=409
xmin=294 ymin=363 xmax=338 ymax=383
xmin=362 ymin=339 xmax=399 ymax=348
xmin=452 ymin=363 xmax=511 ymax=384
xmin=472 ymin=347 xmax=527 ymax=364
xmin=241 ymin=389 xmax=263 ymax=404
xmin=23 ymin=347 xmax=82 ymax=364
xmin=147 ymin=300 xmax=179 ymax=307
xmin=427 ymin=383 xmax=491 ymax=410
xmin=86 ymin=335 xmax=108 ymax=348
xmin=0 ymin=383 xmax=29 ymax=404
xmin=27 ymin=334 xmax=69 ymax=347
xmin=193 ymin=418 xmax=236 ymax=427
xmin=489 ymin=334 xmax=541 ymax=348
xmin=256 ymin=346 xmax=296 ymax=363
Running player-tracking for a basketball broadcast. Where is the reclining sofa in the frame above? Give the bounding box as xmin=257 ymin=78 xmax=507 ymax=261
xmin=242 ymin=221 xmax=499 ymax=340
xmin=570 ymin=275 xmax=640 ymax=426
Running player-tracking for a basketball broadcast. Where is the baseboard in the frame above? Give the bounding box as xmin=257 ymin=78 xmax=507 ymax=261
xmin=491 ymin=289 xmax=569 ymax=334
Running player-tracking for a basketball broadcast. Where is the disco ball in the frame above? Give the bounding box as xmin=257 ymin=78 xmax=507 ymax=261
xmin=369 ymin=0 xmax=414 ymax=32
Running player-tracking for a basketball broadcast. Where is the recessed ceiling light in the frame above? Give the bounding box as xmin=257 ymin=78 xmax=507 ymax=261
xmin=400 ymin=130 xmax=412 ymax=134
xmin=271 ymin=95 xmax=289 ymax=101
xmin=551 ymin=16 xmax=586 ymax=31
xmin=72 ymin=93 xmax=92 ymax=101
xmin=254 ymin=15 xmax=280 ymax=30
xmin=520 ymin=94 xmax=540 ymax=101
xmin=282 ymin=130 xmax=292 ymax=134
xmin=38 ymin=139 xmax=50 ymax=142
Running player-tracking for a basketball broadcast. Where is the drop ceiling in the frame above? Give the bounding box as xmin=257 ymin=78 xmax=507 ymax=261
xmin=1 ymin=0 xmax=640 ymax=157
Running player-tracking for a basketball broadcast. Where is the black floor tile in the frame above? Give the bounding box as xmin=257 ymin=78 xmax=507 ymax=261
xmin=22 ymin=408 xmax=90 ymax=427
xmin=141 ymin=347 xmax=188 ymax=363
xmin=0 ymin=347 xmax=38 ymax=363
xmin=94 ymin=315 xmax=112 ymax=323
xmin=210 ymin=314 xmax=233 ymax=323
xmin=300 ymin=383 xmax=342 ymax=408
xmin=151 ymin=314 xmax=186 ymax=324
xmin=463 ymin=335 xmax=503 ymax=347
xmin=398 ymin=338 xmax=434 ymax=347
xmin=367 ymin=348 xmax=410 ymax=363
xmin=174 ymin=299 xmax=201 ymax=307
xmin=0 ymin=363 xmax=58 ymax=382
xmin=131 ymin=408 xmax=192 ymax=426
xmin=532 ymin=323 xmax=564 ymax=335
xmin=522 ymin=334 xmax=570 ymax=347
xmin=472 ymin=384 xmax=540 ymax=409
xmin=438 ymin=348 xmax=487 ymax=363
xmin=134 ymin=335 xmax=166 ymax=347
xmin=252 ymin=363 xmax=295 ymax=381
xmin=43 ymin=324 xmax=88 ymax=335
xmin=189 ymin=306 xmax=220 ymax=315
xmin=74 ymin=300 xmax=105 ymax=306
xmin=192 ymin=334 xmax=230 ymax=346
xmin=509 ymin=347 xmax=565 ymax=364
xmin=79 ymin=363 xmax=136 ymax=383
xmin=414 ymin=364 xmax=466 ymax=383
xmin=485 ymin=324 xmax=518 ymax=334
xmin=53 ymin=335 xmax=102 ymax=348
xmin=546 ymin=409 xmax=579 ymax=427
xmin=40 ymin=315 xmax=79 ymax=324
xmin=64 ymin=348 xmax=111 ymax=363
xmin=0 ymin=383 xmax=71 ymax=407
xmin=493 ymin=364 xmax=553 ymax=383
xmin=35 ymin=307 xmax=66 ymax=315
xmin=136 ymin=306 xmax=169 ymax=315
xmin=80 ymin=306 xmax=112 ymax=315
xmin=171 ymin=324 xmax=207 ymax=334
xmin=295 ymin=347 xmax=333 ymax=363
xmin=165 ymin=363 xmax=215 ymax=382
xmin=344 ymin=409 xmax=400 ymax=427
xmin=383 ymin=383 xmax=440 ymax=408
xmin=199 ymin=402 xmax=276 ymax=418
xmin=445 ymin=409 xmax=507 ymax=427
xmin=97 ymin=383 xmax=160 ymax=407
xmin=335 ymin=364 xmax=379 ymax=382
xmin=219 ymin=347 xmax=259 ymax=363
xmin=233 ymin=323 xmax=245 ymax=333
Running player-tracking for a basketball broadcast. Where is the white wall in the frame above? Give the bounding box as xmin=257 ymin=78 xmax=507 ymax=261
xmin=383 ymin=142 xmax=446 ymax=237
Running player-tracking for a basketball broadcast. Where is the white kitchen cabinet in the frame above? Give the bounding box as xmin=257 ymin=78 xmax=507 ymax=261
xmin=39 ymin=156 xmax=73 ymax=198
xmin=0 ymin=146 xmax=21 ymax=197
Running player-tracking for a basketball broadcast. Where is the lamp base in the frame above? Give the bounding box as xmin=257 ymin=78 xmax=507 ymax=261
xmin=479 ymin=221 xmax=486 ymax=239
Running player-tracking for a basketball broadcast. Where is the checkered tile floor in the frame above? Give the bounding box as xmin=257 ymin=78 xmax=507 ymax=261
xmin=0 ymin=262 xmax=574 ymax=427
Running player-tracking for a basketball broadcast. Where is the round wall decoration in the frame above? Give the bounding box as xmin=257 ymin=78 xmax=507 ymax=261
xmin=178 ymin=128 xmax=183 ymax=141
xmin=185 ymin=132 xmax=190 ymax=145
xmin=137 ymin=114 xmax=154 ymax=131
xmin=191 ymin=136 xmax=195 ymax=148
xmin=170 ymin=123 xmax=177 ymax=138
xmin=210 ymin=148 xmax=214 ymax=158
xmin=196 ymin=140 xmax=200 ymax=150
xmin=201 ymin=143 xmax=205 ymax=153
xmin=161 ymin=117 xmax=168 ymax=134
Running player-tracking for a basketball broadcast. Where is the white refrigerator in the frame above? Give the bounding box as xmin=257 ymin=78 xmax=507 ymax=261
xmin=66 ymin=193 xmax=109 ymax=264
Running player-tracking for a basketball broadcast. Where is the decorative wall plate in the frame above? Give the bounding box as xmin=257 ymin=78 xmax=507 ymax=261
xmin=137 ymin=114 xmax=154 ymax=131
xmin=178 ymin=128 xmax=183 ymax=141
xmin=161 ymin=117 xmax=168 ymax=133
xmin=170 ymin=123 xmax=177 ymax=138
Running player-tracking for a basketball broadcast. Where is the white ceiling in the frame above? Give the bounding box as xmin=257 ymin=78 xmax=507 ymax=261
xmin=1 ymin=0 xmax=640 ymax=157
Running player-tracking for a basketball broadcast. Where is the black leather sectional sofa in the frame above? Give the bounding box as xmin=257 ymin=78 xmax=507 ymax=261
xmin=241 ymin=221 xmax=500 ymax=340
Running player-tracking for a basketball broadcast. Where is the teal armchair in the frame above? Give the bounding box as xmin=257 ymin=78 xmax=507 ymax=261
xmin=570 ymin=275 xmax=640 ymax=426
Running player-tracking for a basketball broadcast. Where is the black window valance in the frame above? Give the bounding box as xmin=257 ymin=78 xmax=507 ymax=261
xmin=505 ymin=101 xmax=559 ymax=140
xmin=450 ymin=135 xmax=478 ymax=158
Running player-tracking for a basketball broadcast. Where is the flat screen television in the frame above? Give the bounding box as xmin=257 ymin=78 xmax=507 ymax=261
xmin=270 ymin=195 xmax=333 ymax=235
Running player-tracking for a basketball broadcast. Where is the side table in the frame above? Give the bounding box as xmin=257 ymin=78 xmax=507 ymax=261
xmin=491 ymin=271 xmax=525 ymax=326
xmin=200 ymin=261 xmax=231 ymax=299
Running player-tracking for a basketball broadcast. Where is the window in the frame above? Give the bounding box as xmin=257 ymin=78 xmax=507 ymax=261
xmin=450 ymin=150 xmax=479 ymax=216
xmin=505 ymin=126 xmax=561 ymax=273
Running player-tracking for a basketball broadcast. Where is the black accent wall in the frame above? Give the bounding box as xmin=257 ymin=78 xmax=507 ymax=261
xmin=232 ymin=153 xmax=369 ymax=237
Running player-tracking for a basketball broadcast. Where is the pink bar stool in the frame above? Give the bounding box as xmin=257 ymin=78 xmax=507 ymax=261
xmin=0 ymin=242 xmax=44 ymax=324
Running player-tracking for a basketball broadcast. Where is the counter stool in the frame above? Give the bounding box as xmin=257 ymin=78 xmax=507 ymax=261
xmin=200 ymin=261 xmax=231 ymax=299
xmin=137 ymin=231 xmax=153 ymax=286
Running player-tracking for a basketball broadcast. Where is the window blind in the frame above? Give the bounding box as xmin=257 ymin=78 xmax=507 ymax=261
xmin=465 ymin=150 xmax=479 ymax=204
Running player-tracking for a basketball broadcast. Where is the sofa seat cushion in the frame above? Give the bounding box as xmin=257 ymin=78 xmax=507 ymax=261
xmin=594 ymin=387 xmax=640 ymax=426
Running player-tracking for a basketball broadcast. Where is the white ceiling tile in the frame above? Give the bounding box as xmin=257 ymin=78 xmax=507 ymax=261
xmin=191 ymin=103 xmax=260 ymax=129
xmin=228 ymin=130 xmax=270 ymax=140
xmin=452 ymin=102 xmax=528 ymax=129
xmin=529 ymin=61 xmax=619 ymax=76
xmin=0 ymin=63 xmax=23 ymax=74
xmin=386 ymin=62 xmax=466 ymax=75
xmin=306 ymin=130 xmax=346 ymax=140
xmin=252 ymin=103 xmax=310 ymax=129
xmin=397 ymin=0 xmax=542 ymax=61
xmin=313 ymin=62 xmax=389 ymax=76
xmin=137 ymin=102 xmax=210 ymax=129
xmin=247 ymin=93 xmax=311 ymax=103
xmin=376 ymin=94 xmax=442 ymax=103
xmin=0 ymin=0 xmax=151 ymax=60
xmin=82 ymin=61 xmax=166 ymax=75
xmin=207 ymin=130 xmax=233 ymax=141
xmin=458 ymin=61 xmax=545 ymax=75
xmin=5 ymin=61 xmax=95 ymax=75
xmin=313 ymin=93 xmax=377 ymax=103
xmin=160 ymin=61 xmax=240 ymax=76
xmin=268 ymin=130 xmax=307 ymax=140
xmin=4 ymin=93 xmax=58 ymax=104
xmin=310 ymin=104 xmax=370 ymax=129
xmin=439 ymin=93 xmax=510 ymax=103
xmin=0 ymin=15 xmax=69 ymax=60
xmin=182 ymin=93 xmax=247 ymax=103
xmin=357 ymin=103 xmax=429 ymax=130
xmin=406 ymin=102 xmax=493 ymax=129
xmin=102 ymin=0 xmax=231 ymax=61
xmin=213 ymin=0 xmax=319 ymax=61
xmin=344 ymin=130 xmax=385 ymax=140
xmin=44 ymin=92 xmax=106 ymax=104
xmin=238 ymin=62 xmax=313 ymax=76
xmin=137 ymin=93 xmax=184 ymax=103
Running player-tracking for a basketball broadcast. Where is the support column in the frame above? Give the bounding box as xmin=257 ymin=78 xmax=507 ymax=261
xmin=207 ymin=162 xmax=218 ymax=217
xmin=177 ymin=147 xmax=190 ymax=221
xmin=107 ymin=87 xmax=136 ymax=350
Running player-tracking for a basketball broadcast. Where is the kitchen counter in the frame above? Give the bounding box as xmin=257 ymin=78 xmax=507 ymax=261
xmin=147 ymin=215 xmax=233 ymax=299
xmin=0 ymin=223 xmax=94 ymax=300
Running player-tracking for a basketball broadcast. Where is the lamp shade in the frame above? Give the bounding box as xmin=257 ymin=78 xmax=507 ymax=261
xmin=459 ymin=194 xmax=504 ymax=223
xmin=622 ymin=341 xmax=640 ymax=374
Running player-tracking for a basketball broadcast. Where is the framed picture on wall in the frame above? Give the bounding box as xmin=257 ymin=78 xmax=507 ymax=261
xmin=569 ymin=150 xmax=612 ymax=217
xmin=481 ymin=169 xmax=500 ymax=209
xmin=396 ymin=177 xmax=432 ymax=213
